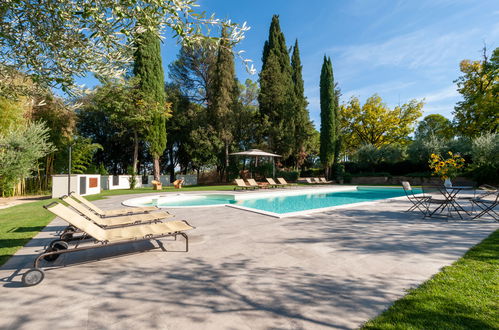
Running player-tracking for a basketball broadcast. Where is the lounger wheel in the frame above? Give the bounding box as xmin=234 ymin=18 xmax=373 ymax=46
xmin=44 ymin=240 xmax=69 ymax=261
xmin=60 ymin=231 xmax=73 ymax=241
xmin=22 ymin=268 xmax=45 ymax=286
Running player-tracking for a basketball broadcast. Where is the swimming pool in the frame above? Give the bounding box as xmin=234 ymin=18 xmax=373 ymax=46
xmin=124 ymin=187 xmax=417 ymax=218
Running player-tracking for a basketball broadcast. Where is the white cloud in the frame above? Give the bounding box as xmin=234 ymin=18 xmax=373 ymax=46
xmin=331 ymin=28 xmax=480 ymax=70
xmin=343 ymin=81 xmax=416 ymax=100
xmin=419 ymin=85 xmax=459 ymax=103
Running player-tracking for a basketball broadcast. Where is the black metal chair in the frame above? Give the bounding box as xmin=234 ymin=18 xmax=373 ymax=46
xmin=421 ymin=185 xmax=450 ymax=219
xmin=401 ymin=181 xmax=429 ymax=215
xmin=471 ymin=191 xmax=499 ymax=221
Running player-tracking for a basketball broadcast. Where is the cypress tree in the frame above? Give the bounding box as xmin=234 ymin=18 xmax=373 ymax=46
xmin=209 ymin=27 xmax=237 ymax=181
xmin=133 ymin=27 xmax=167 ymax=181
xmin=291 ymin=39 xmax=314 ymax=168
xmin=258 ymin=15 xmax=295 ymax=157
xmin=320 ymin=56 xmax=336 ymax=178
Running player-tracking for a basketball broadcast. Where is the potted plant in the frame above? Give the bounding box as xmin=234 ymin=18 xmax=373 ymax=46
xmin=429 ymin=152 xmax=466 ymax=187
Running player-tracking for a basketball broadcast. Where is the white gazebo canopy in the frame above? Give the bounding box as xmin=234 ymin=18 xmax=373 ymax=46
xmin=229 ymin=149 xmax=281 ymax=157
xmin=229 ymin=149 xmax=282 ymax=178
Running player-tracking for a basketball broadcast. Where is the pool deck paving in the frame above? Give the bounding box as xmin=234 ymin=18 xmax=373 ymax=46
xmin=1 ymin=187 xmax=498 ymax=329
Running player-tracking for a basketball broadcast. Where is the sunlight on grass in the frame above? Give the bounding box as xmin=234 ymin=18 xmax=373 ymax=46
xmin=362 ymin=229 xmax=499 ymax=330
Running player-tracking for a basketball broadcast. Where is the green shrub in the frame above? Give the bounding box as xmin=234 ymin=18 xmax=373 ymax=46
xmin=277 ymin=170 xmax=299 ymax=182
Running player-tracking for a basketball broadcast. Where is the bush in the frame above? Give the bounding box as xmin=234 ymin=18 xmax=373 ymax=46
xmin=0 ymin=122 xmax=56 ymax=196
xmin=351 ymin=172 xmax=392 ymax=177
xmin=300 ymin=168 xmax=323 ymax=177
xmin=277 ymin=170 xmax=299 ymax=182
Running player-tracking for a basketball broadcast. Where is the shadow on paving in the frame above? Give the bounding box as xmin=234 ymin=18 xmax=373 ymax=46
xmin=4 ymin=256 xmax=403 ymax=329
xmin=278 ymin=206 xmax=497 ymax=256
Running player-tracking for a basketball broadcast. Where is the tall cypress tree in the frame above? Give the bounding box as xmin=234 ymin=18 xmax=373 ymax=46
xmin=133 ymin=27 xmax=167 ymax=181
xmin=291 ymin=39 xmax=314 ymax=168
xmin=258 ymin=15 xmax=295 ymax=157
xmin=320 ymin=56 xmax=336 ymax=178
xmin=209 ymin=27 xmax=237 ymax=181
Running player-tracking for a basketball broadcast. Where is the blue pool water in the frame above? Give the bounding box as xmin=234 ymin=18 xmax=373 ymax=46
xmin=154 ymin=187 xmax=418 ymax=215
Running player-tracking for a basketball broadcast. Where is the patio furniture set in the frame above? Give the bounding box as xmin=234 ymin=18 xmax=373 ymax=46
xmin=402 ymin=181 xmax=498 ymax=221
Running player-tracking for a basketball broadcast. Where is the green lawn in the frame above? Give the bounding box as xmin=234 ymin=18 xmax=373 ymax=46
xmin=0 ymin=198 xmax=57 ymax=266
xmin=362 ymin=229 xmax=499 ymax=330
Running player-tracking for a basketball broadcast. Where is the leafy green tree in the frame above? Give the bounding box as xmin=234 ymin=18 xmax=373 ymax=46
xmin=453 ymin=47 xmax=499 ymax=137
xmin=133 ymin=27 xmax=169 ymax=181
xmin=168 ymin=42 xmax=218 ymax=104
xmin=415 ymin=114 xmax=454 ymax=140
xmin=319 ymin=56 xmax=337 ymax=178
xmin=0 ymin=121 xmax=55 ymax=196
xmin=340 ymin=94 xmax=423 ymax=150
xmin=1 ymin=0 xmax=249 ymax=96
xmin=0 ymin=97 xmax=27 ymax=133
xmin=258 ymin=15 xmax=296 ymax=158
xmin=290 ymin=39 xmax=315 ymax=168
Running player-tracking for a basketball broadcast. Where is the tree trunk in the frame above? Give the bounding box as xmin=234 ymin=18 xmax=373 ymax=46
xmin=168 ymin=148 xmax=175 ymax=183
xmin=225 ymin=142 xmax=229 ymax=183
xmin=153 ymin=157 xmax=160 ymax=181
xmin=132 ymin=130 xmax=139 ymax=174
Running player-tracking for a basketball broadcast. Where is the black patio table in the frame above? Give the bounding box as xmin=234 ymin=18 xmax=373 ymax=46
xmin=432 ymin=186 xmax=474 ymax=219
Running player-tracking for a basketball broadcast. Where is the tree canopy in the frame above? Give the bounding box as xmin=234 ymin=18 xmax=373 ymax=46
xmin=0 ymin=0 xmax=250 ymax=96
xmin=453 ymin=46 xmax=499 ymax=137
xmin=340 ymin=94 xmax=423 ymax=150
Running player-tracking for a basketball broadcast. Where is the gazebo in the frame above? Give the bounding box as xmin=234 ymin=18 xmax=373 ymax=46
xmin=229 ymin=149 xmax=282 ymax=178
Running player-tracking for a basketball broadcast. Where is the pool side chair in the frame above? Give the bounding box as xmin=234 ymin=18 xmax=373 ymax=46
xmin=314 ymin=178 xmax=326 ymax=184
xmin=152 ymin=180 xmax=162 ymax=190
xmin=320 ymin=177 xmax=333 ymax=184
xmin=247 ymin=178 xmax=267 ymax=189
xmin=421 ymin=185 xmax=450 ymax=219
xmin=477 ymin=184 xmax=498 ymax=198
xmin=401 ymin=181 xmax=429 ymax=216
xmin=234 ymin=179 xmax=256 ymax=190
xmin=305 ymin=178 xmax=315 ymax=184
xmin=63 ymin=195 xmax=173 ymax=227
xmin=277 ymin=178 xmax=297 ymax=186
xmin=70 ymin=192 xmax=158 ymax=217
xmin=173 ymin=179 xmax=184 ymax=189
xmin=266 ymin=178 xmax=285 ymax=188
xmin=471 ymin=191 xmax=499 ymax=221
xmin=21 ymin=202 xmax=194 ymax=286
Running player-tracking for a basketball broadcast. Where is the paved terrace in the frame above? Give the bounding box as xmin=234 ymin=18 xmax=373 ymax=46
xmin=1 ymin=188 xmax=497 ymax=329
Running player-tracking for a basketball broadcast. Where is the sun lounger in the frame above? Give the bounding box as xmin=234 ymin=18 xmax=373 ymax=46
xmin=247 ymin=178 xmax=267 ymax=189
xmin=305 ymin=178 xmax=315 ymax=184
xmin=234 ymin=178 xmax=257 ymax=190
xmin=266 ymin=178 xmax=285 ymax=188
xmin=277 ymin=178 xmax=297 ymax=186
xmin=21 ymin=202 xmax=194 ymax=286
xmin=70 ymin=192 xmax=158 ymax=217
xmin=62 ymin=195 xmax=172 ymax=227
xmin=320 ymin=177 xmax=333 ymax=184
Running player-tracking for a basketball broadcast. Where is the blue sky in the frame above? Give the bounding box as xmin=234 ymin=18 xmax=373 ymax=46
xmin=78 ymin=0 xmax=499 ymax=128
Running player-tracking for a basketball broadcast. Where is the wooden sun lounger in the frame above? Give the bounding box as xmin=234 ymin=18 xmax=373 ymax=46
xmin=21 ymin=202 xmax=194 ymax=286
xmin=247 ymin=178 xmax=268 ymax=189
xmin=70 ymin=192 xmax=159 ymax=217
xmin=234 ymin=179 xmax=258 ymax=190
xmin=320 ymin=177 xmax=333 ymax=184
xmin=266 ymin=178 xmax=286 ymax=188
xmin=277 ymin=178 xmax=297 ymax=186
